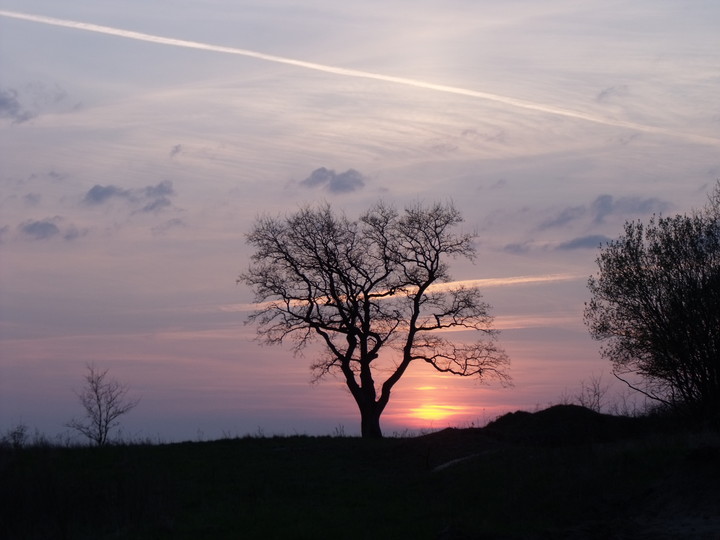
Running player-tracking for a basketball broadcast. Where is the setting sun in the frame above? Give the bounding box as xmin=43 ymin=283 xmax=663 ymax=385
xmin=410 ymin=404 xmax=469 ymax=422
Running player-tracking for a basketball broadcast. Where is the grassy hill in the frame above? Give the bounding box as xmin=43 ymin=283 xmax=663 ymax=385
xmin=2 ymin=405 xmax=719 ymax=539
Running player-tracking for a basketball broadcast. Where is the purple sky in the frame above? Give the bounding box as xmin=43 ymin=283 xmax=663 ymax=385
xmin=1 ymin=1 xmax=719 ymax=440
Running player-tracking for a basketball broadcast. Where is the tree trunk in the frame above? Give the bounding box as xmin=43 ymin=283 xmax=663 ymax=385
xmin=359 ymin=404 xmax=383 ymax=439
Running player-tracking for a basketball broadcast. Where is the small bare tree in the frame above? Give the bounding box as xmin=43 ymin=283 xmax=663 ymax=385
xmin=66 ymin=364 xmax=139 ymax=446
xmin=574 ymin=372 xmax=610 ymax=413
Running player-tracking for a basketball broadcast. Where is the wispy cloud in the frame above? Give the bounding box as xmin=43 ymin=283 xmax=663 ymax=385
xmin=83 ymin=180 xmax=175 ymax=213
xmin=556 ymin=235 xmax=611 ymax=251
xmin=596 ymin=85 xmax=630 ymax=103
xmin=428 ymin=273 xmax=581 ymax=292
xmin=540 ymin=194 xmax=671 ymax=230
xmin=152 ymin=218 xmax=186 ymax=235
xmin=1 ymin=10 xmax=718 ymax=146
xmin=23 ymin=193 xmax=42 ymax=206
xmin=17 ymin=218 xmax=62 ymax=240
xmin=590 ymin=194 xmax=670 ymax=224
xmin=300 ymin=167 xmax=365 ymax=193
xmin=0 ymin=82 xmax=72 ymax=124
xmin=493 ymin=314 xmax=582 ymax=330
xmin=539 ymin=205 xmax=586 ymax=230
xmin=84 ymin=184 xmax=131 ymax=205
xmin=219 ymin=273 xmax=582 ymax=313
xmin=502 ymin=242 xmax=533 ymax=255
xmin=0 ymin=87 xmax=34 ymax=124
xmin=16 ymin=216 xmax=84 ymax=241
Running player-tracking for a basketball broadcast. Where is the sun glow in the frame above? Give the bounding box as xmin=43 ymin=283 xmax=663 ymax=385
xmin=409 ymin=403 xmax=469 ymax=421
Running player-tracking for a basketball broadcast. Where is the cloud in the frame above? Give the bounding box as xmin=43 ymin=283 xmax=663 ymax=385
xmin=16 ymin=217 xmax=84 ymax=241
xmin=300 ymin=168 xmax=332 ymax=188
xmin=62 ymin=225 xmax=84 ymax=241
xmin=84 ymin=184 xmax=132 ymax=204
xmin=590 ymin=194 xmax=670 ymax=223
xmin=141 ymin=197 xmax=172 ymax=213
xmin=47 ymin=170 xmax=66 ymax=182
xmin=539 ymin=205 xmax=586 ymax=229
xmin=23 ymin=193 xmax=42 ymax=206
xmin=152 ymin=218 xmax=186 ymax=235
xmin=596 ymin=85 xmax=630 ymax=103
xmin=140 ymin=181 xmax=174 ymax=212
xmin=556 ymin=235 xmax=612 ymax=250
xmin=218 ymin=273 xmax=583 ymax=313
xmin=83 ymin=180 xmax=175 ymax=212
xmin=0 ymin=83 xmax=72 ymax=124
xmin=143 ymin=181 xmax=174 ymax=198
xmin=540 ymin=194 xmax=671 ymax=230
xmin=462 ymin=128 xmax=506 ymax=144
xmin=18 ymin=218 xmax=60 ymax=240
xmin=503 ymin=242 xmax=532 ymax=254
xmin=0 ymin=88 xmax=34 ymax=124
xmin=5 ymin=10 xmax=717 ymax=146
xmin=300 ymin=167 xmax=365 ymax=193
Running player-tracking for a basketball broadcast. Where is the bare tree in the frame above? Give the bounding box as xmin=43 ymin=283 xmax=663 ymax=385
xmin=66 ymin=364 xmax=139 ymax=446
xmin=240 ymin=202 xmax=510 ymax=438
xmin=574 ymin=373 xmax=610 ymax=413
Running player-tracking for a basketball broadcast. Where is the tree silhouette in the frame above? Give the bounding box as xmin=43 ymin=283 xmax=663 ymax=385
xmin=66 ymin=364 xmax=139 ymax=446
xmin=585 ymin=183 xmax=720 ymax=421
xmin=240 ymin=202 xmax=510 ymax=438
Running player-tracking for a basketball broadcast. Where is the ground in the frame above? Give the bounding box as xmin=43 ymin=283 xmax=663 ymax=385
xmin=2 ymin=405 xmax=719 ymax=539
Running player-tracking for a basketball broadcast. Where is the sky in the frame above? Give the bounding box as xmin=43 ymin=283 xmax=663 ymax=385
xmin=1 ymin=0 xmax=719 ymax=441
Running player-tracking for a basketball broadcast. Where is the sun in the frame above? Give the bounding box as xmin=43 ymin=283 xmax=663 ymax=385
xmin=410 ymin=404 xmax=468 ymax=422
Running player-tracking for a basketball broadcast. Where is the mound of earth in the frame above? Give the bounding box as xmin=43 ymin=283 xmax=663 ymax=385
xmin=482 ymin=404 xmax=644 ymax=445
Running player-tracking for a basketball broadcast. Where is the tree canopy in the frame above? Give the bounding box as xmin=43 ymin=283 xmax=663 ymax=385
xmin=585 ymin=184 xmax=720 ymax=421
xmin=241 ymin=201 xmax=510 ymax=437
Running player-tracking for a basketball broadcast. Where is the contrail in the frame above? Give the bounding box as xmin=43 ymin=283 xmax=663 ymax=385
xmin=220 ymin=273 xmax=581 ymax=313
xmin=431 ymin=273 xmax=581 ymax=291
xmin=2 ymin=9 xmax=717 ymax=145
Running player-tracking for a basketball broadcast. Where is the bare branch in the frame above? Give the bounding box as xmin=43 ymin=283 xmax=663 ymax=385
xmin=65 ymin=363 xmax=139 ymax=446
xmin=240 ymin=202 xmax=509 ymax=438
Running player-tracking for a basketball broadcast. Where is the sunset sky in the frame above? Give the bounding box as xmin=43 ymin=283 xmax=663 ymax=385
xmin=1 ymin=1 xmax=719 ymax=441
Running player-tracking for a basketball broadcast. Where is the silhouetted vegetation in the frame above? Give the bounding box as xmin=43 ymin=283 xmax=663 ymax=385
xmin=241 ymin=202 xmax=510 ymax=438
xmin=65 ymin=364 xmax=140 ymax=446
xmin=586 ymin=181 xmax=720 ymax=424
xmin=3 ymin=405 xmax=719 ymax=539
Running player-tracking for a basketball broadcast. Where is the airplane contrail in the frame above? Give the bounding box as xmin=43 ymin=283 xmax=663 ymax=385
xmin=430 ymin=273 xmax=581 ymax=291
xmin=1 ymin=10 xmax=717 ymax=146
xmin=220 ymin=273 xmax=581 ymax=313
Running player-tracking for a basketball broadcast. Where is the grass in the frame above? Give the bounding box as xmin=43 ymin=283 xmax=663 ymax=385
xmin=2 ymin=405 xmax=719 ymax=539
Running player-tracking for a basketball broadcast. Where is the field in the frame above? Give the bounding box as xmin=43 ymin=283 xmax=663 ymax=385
xmin=2 ymin=405 xmax=719 ymax=539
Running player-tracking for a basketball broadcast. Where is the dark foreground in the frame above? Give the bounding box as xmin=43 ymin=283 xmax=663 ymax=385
xmin=2 ymin=405 xmax=719 ymax=539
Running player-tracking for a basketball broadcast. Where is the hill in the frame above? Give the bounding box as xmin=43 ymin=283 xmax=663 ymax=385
xmin=2 ymin=405 xmax=719 ymax=539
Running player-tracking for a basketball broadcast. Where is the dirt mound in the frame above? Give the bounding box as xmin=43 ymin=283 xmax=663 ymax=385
xmin=483 ymin=404 xmax=643 ymax=445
